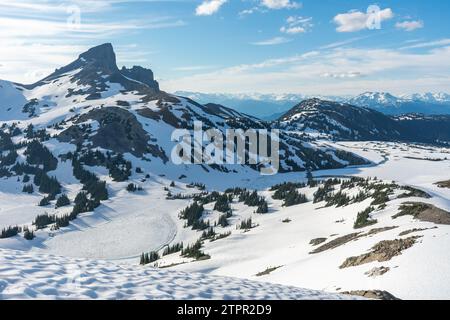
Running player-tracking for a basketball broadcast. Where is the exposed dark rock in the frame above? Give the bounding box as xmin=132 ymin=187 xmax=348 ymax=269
xmin=255 ymin=266 xmax=283 ymax=277
xmin=310 ymin=233 xmax=361 ymax=254
xmin=121 ymin=66 xmax=159 ymax=91
xmin=399 ymin=227 xmax=437 ymax=236
xmin=309 ymin=238 xmax=327 ymax=246
xmin=436 ymin=180 xmax=450 ymax=188
xmin=58 ymin=107 xmax=168 ymax=160
xmin=393 ymin=202 xmax=450 ymax=225
xmin=365 ymin=266 xmax=390 ymax=278
xmin=311 ymin=227 xmax=398 ymax=254
xmin=340 ymin=236 xmax=421 ymax=268
xmin=342 ymin=290 xmax=400 ymax=300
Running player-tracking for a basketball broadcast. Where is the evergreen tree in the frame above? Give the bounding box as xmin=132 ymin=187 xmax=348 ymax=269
xmin=283 ymin=190 xmax=308 ymax=207
xmin=39 ymin=196 xmax=51 ymax=207
xmin=218 ymin=214 xmax=230 ymax=227
xmin=256 ymin=201 xmax=269 ymax=213
xmin=126 ymin=183 xmax=137 ymax=192
xmin=214 ymin=194 xmax=231 ymax=213
xmin=239 ymin=218 xmax=253 ymax=230
xmin=24 ymin=140 xmax=58 ymax=171
xmin=0 ymin=226 xmax=21 ymax=239
xmin=22 ymin=184 xmax=34 ymax=194
xmin=179 ymin=202 xmax=205 ymax=228
xmin=56 ymin=194 xmax=71 ymax=208
xmin=162 ymin=243 xmax=184 ymax=256
xmin=24 ymin=229 xmax=35 ymax=240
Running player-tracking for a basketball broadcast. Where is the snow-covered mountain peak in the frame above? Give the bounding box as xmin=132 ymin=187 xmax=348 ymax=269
xmin=350 ymin=92 xmax=403 ymax=106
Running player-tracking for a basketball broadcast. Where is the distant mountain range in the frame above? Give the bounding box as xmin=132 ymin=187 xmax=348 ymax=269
xmin=175 ymin=91 xmax=450 ymax=119
xmin=348 ymin=92 xmax=450 ymax=115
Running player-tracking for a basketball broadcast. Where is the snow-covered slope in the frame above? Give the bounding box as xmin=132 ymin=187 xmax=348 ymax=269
xmin=0 ymin=248 xmax=355 ymax=300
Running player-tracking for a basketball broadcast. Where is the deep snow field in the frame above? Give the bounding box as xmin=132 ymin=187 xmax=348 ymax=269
xmin=1 ymin=141 xmax=450 ymax=300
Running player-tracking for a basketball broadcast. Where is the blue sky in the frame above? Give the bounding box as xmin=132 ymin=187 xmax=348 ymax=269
xmin=0 ymin=0 xmax=449 ymax=95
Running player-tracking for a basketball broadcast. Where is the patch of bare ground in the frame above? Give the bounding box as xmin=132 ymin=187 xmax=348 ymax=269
xmin=309 ymin=238 xmax=327 ymax=246
xmin=399 ymin=227 xmax=438 ymax=237
xmin=436 ymin=180 xmax=450 ymax=188
xmin=310 ymin=227 xmax=398 ymax=254
xmin=310 ymin=233 xmax=361 ymax=254
xmin=340 ymin=236 xmax=421 ymax=269
xmin=393 ymin=202 xmax=450 ymax=225
xmin=366 ymin=226 xmax=398 ymax=236
xmin=342 ymin=290 xmax=400 ymax=300
xmin=365 ymin=266 xmax=390 ymax=277
xmin=255 ymin=266 xmax=283 ymax=277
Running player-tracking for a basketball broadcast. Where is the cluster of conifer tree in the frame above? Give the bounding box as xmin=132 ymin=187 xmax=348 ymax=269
xmin=140 ymin=251 xmax=160 ymax=265
xmin=0 ymin=226 xmax=21 ymax=239
xmin=179 ymin=202 xmax=205 ymax=229
xmin=181 ymin=240 xmax=208 ymax=260
xmin=238 ymin=218 xmax=253 ymax=230
xmin=162 ymin=242 xmax=184 ymax=256
xmin=213 ymin=194 xmax=231 ymax=213
xmin=24 ymin=140 xmax=58 ymax=171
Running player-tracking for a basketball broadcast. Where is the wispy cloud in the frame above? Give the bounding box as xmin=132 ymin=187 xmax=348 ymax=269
xmin=251 ymin=36 xmax=292 ymax=46
xmin=173 ymin=65 xmax=218 ymax=72
xmin=0 ymin=0 xmax=186 ymax=83
xmin=396 ymin=20 xmax=424 ymax=32
xmin=163 ymin=45 xmax=450 ymax=95
xmin=401 ymin=38 xmax=450 ymax=50
xmin=280 ymin=16 xmax=312 ymax=34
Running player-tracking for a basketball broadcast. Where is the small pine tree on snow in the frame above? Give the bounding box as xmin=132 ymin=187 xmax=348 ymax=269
xmin=256 ymin=201 xmax=269 ymax=213
xmin=282 ymin=190 xmax=308 ymax=207
xmin=22 ymin=184 xmax=34 ymax=194
xmin=39 ymin=196 xmax=51 ymax=207
xmin=218 ymin=214 xmax=229 ymax=227
xmin=126 ymin=183 xmax=137 ymax=192
xmin=24 ymin=228 xmax=35 ymax=240
xmin=239 ymin=218 xmax=253 ymax=230
xmin=56 ymin=194 xmax=70 ymax=208
xmin=214 ymin=194 xmax=231 ymax=213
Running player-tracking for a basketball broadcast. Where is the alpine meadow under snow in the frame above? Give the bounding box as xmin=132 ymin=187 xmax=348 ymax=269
xmin=0 ymin=44 xmax=450 ymax=300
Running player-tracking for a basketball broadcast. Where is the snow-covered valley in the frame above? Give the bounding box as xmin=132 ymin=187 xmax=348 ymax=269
xmin=1 ymin=44 xmax=450 ymax=300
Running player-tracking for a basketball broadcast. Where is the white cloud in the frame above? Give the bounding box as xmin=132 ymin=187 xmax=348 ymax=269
xmin=173 ymin=65 xmax=217 ymax=71
xmin=0 ymin=1 xmax=186 ymax=83
xmin=195 ymin=0 xmax=227 ymax=16
xmin=321 ymin=71 xmax=362 ymax=79
xmin=333 ymin=8 xmax=394 ymax=32
xmin=162 ymin=45 xmax=450 ymax=95
xmin=280 ymin=16 xmax=312 ymax=34
xmin=396 ymin=20 xmax=424 ymax=32
xmin=251 ymin=37 xmax=292 ymax=46
xmin=261 ymin=0 xmax=301 ymax=10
